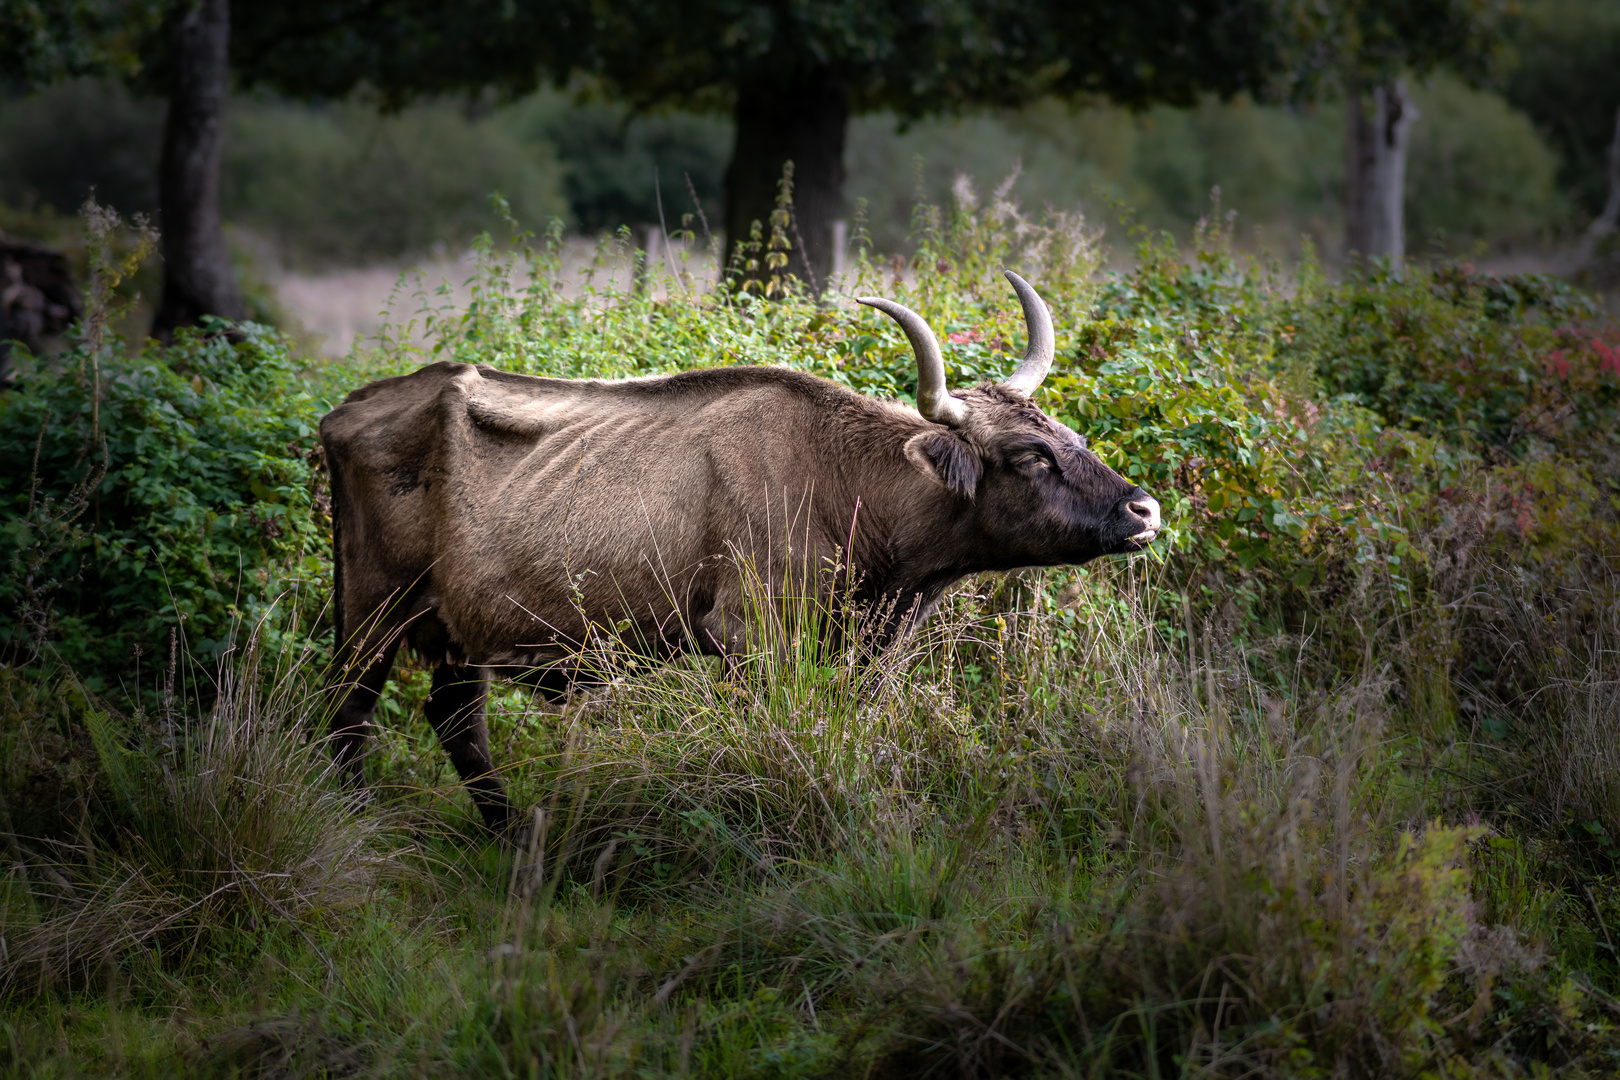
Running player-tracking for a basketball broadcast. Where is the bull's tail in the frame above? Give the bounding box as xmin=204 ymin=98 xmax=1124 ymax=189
xmin=327 ymin=453 xmax=346 ymax=663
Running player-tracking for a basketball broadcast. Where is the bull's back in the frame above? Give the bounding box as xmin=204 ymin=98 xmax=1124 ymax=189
xmin=429 ymin=366 xmax=835 ymax=660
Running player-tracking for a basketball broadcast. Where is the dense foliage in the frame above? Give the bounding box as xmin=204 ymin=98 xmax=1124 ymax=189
xmin=0 ymin=318 xmax=326 ymax=687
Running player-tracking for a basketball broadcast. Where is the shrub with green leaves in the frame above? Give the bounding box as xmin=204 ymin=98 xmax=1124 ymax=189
xmin=1290 ymin=260 xmax=1612 ymax=445
xmin=0 ymin=320 xmax=328 ymax=689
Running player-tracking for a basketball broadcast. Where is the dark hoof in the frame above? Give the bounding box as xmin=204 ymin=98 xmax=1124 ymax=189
xmin=477 ymin=800 xmax=524 ymax=843
xmin=502 ymin=806 xmax=549 ymax=853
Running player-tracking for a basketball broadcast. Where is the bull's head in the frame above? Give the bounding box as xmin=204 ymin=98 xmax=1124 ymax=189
xmin=859 ymin=271 xmax=1161 ymax=565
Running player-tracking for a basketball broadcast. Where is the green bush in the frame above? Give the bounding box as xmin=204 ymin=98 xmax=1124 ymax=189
xmin=0 ymin=319 xmax=328 ymax=690
xmin=1289 ymin=259 xmax=1614 ymax=445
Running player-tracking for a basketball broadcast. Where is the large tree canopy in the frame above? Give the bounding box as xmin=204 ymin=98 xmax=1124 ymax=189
xmin=0 ymin=0 xmax=160 ymax=88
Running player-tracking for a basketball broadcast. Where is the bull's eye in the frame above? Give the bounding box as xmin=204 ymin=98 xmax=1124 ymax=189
xmin=1013 ymin=452 xmax=1051 ymax=472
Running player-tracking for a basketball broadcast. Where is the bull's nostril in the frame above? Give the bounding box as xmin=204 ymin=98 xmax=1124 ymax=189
xmin=1126 ymin=496 xmax=1162 ymax=533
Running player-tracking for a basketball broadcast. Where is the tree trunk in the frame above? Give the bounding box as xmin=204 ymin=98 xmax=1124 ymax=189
xmin=1577 ymin=104 xmax=1620 ymax=267
xmin=724 ymin=68 xmax=847 ymax=294
xmin=152 ymin=0 xmax=243 ymax=337
xmin=1344 ymin=77 xmax=1418 ymax=268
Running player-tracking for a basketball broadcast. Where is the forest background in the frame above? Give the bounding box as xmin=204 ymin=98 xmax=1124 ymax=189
xmin=2 ymin=0 xmax=1616 ymax=352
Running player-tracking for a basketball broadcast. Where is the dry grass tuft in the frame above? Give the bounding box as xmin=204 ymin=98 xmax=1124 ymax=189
xmin=1 ymin=633 xmax=417 ymax=995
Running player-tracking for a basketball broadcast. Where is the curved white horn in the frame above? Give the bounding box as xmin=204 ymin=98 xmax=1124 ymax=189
xmin=857 ymin=296 xmax=970 ymax=427
xmin=1002 ymin=269 xmax=1054 ymax=396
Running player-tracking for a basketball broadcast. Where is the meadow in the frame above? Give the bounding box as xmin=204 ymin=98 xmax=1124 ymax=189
xmin=2 ymin=184 xmax=1619 ymax=1077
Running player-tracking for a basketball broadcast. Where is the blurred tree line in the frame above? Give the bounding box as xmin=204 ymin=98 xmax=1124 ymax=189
xmin=0 ymin=0 xmax=1611 ymax=283
xmin=3 ymin=0 xmax=1282 ymax=328
xmin=0 ymin=71 xmax=1573 ymax=269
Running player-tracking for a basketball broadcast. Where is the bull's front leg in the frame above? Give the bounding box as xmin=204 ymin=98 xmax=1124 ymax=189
xmin=424 ymin=663 xmax=512 ymax=833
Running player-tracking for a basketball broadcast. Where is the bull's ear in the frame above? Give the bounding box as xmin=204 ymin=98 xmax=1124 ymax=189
xmin=904 ymin=430 xmax=982 ymax=499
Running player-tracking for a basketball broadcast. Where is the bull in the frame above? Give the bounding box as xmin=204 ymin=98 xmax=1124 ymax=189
xmin=320 ymin=271 xmax=1161 ymax=831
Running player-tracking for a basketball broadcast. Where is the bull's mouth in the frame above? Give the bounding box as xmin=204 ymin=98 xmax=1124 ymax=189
xmin=1125 ymin=527 xmax=1160 ymax=549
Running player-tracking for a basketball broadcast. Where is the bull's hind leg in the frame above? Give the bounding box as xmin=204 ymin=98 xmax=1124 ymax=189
xmin=425 ymin=663 xmax=512 ymax=833
xmin=329 ymin=637 xmax=401 ymax=794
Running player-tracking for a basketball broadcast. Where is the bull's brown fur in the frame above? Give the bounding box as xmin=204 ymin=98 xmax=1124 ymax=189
xmin=322 ymin=293 xmax=1159 ymax=833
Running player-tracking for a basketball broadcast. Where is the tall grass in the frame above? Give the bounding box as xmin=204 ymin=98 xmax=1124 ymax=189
xmin=4 ymin=556 xmax=1615 ymax=1076
xmin=0 ymin=620 xmax=416 ymax=1000
xmin=358 ymin=553 xmax=1581 ymax=1077
xmin=1471 ymin=567 xmax=1620 ymax=850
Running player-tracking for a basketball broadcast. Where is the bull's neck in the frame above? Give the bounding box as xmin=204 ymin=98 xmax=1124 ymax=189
xmin=822 ymin=399 xmax=981 ymax=603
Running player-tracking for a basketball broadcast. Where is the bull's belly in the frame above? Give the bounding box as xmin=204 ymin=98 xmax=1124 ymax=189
xmin=434 ymin=562 xmax=719 ymax=669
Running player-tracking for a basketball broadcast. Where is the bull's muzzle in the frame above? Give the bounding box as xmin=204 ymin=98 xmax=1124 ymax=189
xmin=1126 ymin=494 xmax=1162 ymax=545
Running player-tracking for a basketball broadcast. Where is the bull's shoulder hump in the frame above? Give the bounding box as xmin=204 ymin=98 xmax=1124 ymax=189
xmin=321 ymin=361 xmax=475 ymax=437
xmin=333 ymin=360 xmax=473 ymax=409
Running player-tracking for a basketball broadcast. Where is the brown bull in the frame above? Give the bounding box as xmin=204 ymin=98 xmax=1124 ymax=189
xmin=321 ymin=272 xmax=1160 ymax=831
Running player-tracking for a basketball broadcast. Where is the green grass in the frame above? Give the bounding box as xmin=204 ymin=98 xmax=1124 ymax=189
xmin=5 ymin=556 xmax=1620 ymax=1077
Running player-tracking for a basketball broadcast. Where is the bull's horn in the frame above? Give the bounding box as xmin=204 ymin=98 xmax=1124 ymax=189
xmin=857 ymin=296 xmax=970 ymax=427
xmin=1001 ymin=269 xmax=1054 ymax=396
